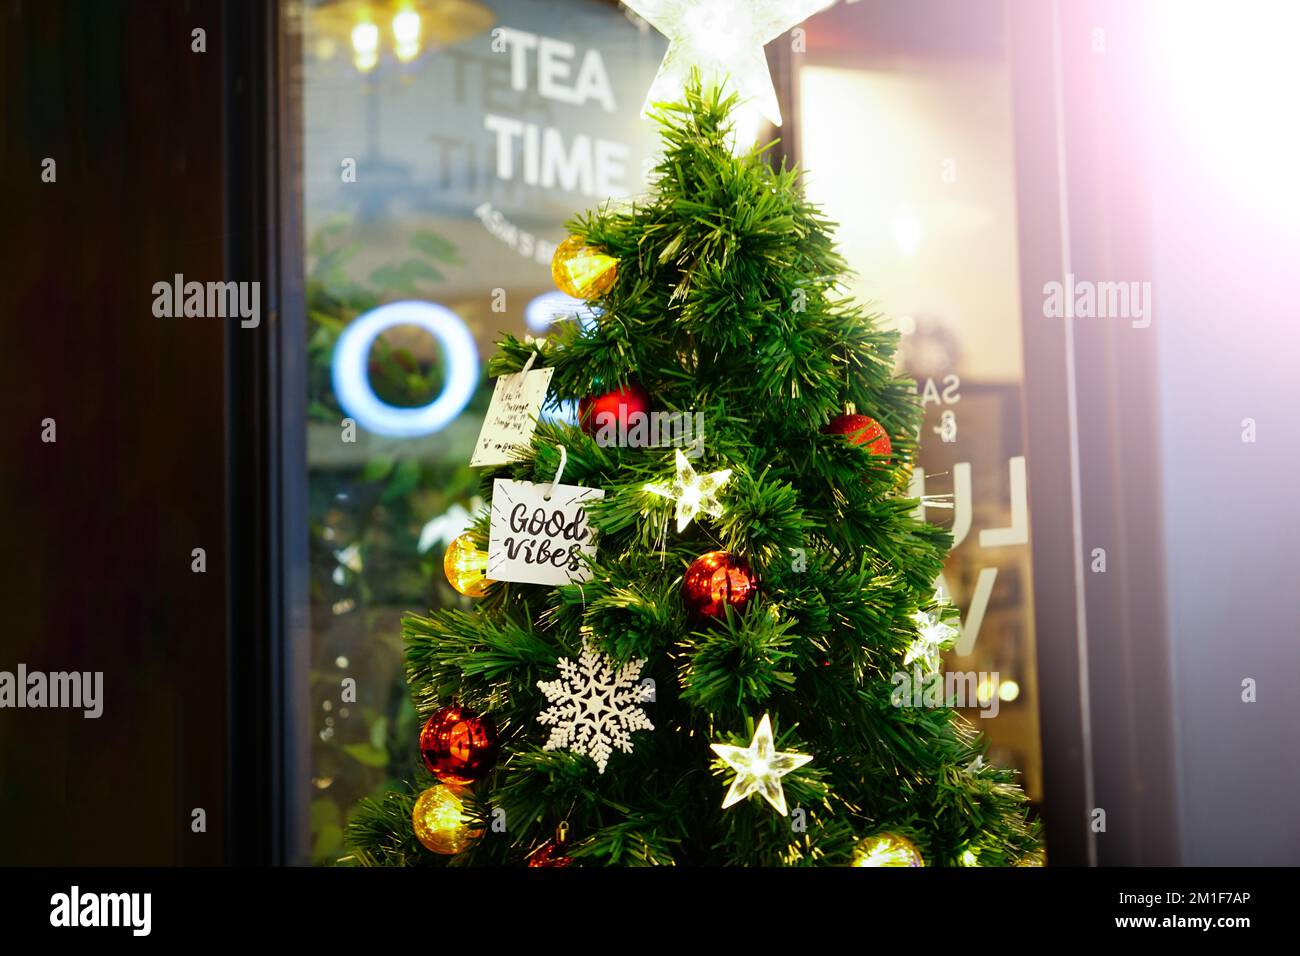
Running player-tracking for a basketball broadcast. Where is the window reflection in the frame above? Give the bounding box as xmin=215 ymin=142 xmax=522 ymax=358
xmin=300 ymin=0 xmax=664 ymax=862
xmin=801 ymin=1 xmax=1044 ymax=804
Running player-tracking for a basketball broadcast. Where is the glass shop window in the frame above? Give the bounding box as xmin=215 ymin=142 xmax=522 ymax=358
xmin=298 ymin=0 xmax=666 ymax=863
xmin=295 ymin=0 xmax=1044 ymax=863
xmin=800 ymin=0 xmax=1045 ymax=804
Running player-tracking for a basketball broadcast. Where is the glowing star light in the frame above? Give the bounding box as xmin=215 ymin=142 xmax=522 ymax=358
xmin=905 ymin=609 xmax=959 ymax=673
xmin=624 ymin=0 xmax=837 ymax=127
xmin=644 ymin=448 xmax=732 ymax=533
xmin=711 ymin=713 xmax=812 ymax=816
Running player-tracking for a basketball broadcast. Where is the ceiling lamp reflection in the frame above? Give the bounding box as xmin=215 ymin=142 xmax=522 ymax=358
xmin=392 ymin=8 xmax=422 ymax=62
xmin=312 ymin=0 xmax=495 ymax=72
xmin=350 ymin=20 xmax=381 ymax=72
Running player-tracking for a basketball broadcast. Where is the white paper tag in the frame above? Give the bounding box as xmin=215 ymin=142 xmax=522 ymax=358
xmin=487 ymin=478 xmax=605 ymax=585
xmin=470 ymin=367 xmax=555 ymax=467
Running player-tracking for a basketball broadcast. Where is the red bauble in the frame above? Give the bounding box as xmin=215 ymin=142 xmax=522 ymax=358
xmin=578 ymin=381 xmax=650 ymax=436
xmin=823 ymin=412 xmax=892 ymax=459
xmin=682 ymin=550 xmax=758 ymax=620
xmin=527 ymin=841 xmax=575 ymax=868
xmin=419 ymin=705 xmax=500 ymax=785
xmin=528 ymin=823 xmax=575 ymax=867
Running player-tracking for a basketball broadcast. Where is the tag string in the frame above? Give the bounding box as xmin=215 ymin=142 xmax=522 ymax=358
xmin=544 ymin=443 xmax=567 ymax=501
xmin=520 ymin=348 xmax=540 ymax=376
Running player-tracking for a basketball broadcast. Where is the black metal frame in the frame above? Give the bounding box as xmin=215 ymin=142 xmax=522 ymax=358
xmin=1010 ymin=0 xmax=1180 ymax=865
xmin=223 ymin=0 xmax=310 ymax=866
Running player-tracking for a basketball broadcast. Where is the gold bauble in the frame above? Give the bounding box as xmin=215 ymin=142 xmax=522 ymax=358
xmin=850 ymin=832 xmax=925 ymax=867
xmin=1015 ymin=850 xmax=1047 ymax=867
xmin=412 ymin=784 xmax=481 ymax=855
xmin=444 ymin=533 xmax=491 ymax=597
xmin=551 ymin=235 xmax=617 ymax=299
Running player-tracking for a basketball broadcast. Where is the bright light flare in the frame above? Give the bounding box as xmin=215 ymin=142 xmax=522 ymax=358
xmin=1148 ymin=0 xmax=1300 ymax=220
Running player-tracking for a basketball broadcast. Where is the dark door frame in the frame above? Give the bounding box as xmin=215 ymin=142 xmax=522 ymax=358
xmin=224 ymin=0 xmax=311 ymax=866
xmin=1008 ymin=0 xmax=1096 ymax=867
xmin=1009 ymin=0 xmax=1179 ymax=866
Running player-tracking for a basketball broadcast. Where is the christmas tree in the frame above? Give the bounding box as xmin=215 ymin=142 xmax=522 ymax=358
xmin=345 ymin=82 xmax=1041 ymax=868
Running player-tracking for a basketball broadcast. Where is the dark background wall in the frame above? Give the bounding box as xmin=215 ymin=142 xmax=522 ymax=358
xmin=0 ymin=0 xmax=231 ymax=865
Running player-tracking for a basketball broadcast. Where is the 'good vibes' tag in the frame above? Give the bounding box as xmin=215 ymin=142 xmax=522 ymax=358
xmin=487 ymin=478 xmax=604 ymax=585
xmin=470 ymin=367 xmax=555 ymax=467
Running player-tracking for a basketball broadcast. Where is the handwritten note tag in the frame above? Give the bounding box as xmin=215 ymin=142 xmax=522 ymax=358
xmin=487 ymin=478 xmax=604 ymax=586
xmin=470 ymin=367 xmax=555 ymax=467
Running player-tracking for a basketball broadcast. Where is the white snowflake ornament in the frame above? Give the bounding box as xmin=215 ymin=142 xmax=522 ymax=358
xmin=536 ymin=644 xmax=655 ymax=774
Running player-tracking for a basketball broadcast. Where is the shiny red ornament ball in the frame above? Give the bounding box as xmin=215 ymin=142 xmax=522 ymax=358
xmin=419 ymin=705 xmax=500 ymax=785
xmin=823 ymin=412 xmax=892 ymax=459
xmin=527 ymin=840 xmax=575 ymax=868
xmin=682 ymin=550 xmax=758 ymax=620
xmin=578 ymin=381 xmax=650 ymax=437
xmin=528 ymin=822 xmax=575 ymax=867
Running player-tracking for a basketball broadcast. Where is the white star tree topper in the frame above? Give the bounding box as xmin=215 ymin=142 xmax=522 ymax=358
xmin=711 ymin=713 xmax=812 ymax=816
xmin=624 ymin=0 xmax=837 ymax=126
xmin=644 ymin=448 xmax=732 ymax=532
xmin=536 ymin=644 xmax=655 ymax=774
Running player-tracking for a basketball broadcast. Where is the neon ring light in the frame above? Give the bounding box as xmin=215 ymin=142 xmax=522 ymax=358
xmin=331 ymin=300 xmax=479 ymax=437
